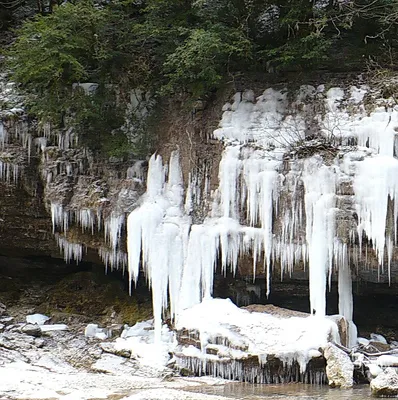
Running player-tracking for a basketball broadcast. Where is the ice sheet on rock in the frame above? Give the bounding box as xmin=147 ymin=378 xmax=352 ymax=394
xmin=214 ymin=88 xmax=289 ymax=146
xmin=176 ymin=298 xmax=340 ymax=373
xmin=92 ymin=353 xmax=137 ymax=374
xmin=40 ymin=324 xmax=68 ymax=332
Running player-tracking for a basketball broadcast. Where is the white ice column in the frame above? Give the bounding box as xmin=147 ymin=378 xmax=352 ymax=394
xmin=336 ymin=241 xmax=357 ymax=347
xmin=303 ymin=157 xmax=337 ymax=317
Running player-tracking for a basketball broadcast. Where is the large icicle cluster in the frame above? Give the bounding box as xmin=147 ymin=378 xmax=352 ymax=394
xmin=127 ymin=83 xmax=398 ymax=346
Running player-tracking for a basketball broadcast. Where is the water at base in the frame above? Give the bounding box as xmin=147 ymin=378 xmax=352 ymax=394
xmin=186 ymin=383 xmax=371 ymax=399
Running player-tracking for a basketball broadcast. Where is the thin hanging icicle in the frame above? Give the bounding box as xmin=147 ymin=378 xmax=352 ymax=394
xmin=56 ymin=234 xmax=84 ymax=263
xmin=104 ymin=212 xmax=125 ymax=251
xmin=51 ymin=203 xmax=69 ymax=233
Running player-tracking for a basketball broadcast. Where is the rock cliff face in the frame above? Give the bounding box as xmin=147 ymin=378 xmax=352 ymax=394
xmin=1 ymin=73 xmax=398 ymax=333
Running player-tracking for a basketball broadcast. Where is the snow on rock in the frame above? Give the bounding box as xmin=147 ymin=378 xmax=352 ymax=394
xmin=84 ymin=323 xmax=109 ymax=340
xmin=368 ymin=363 xmax=383 ymax=378
xmin=116 ymin=320 xmax=175 ymax=369
xmin=26 ymin=313 xmax=50 ymax=325
xmin=377 ymin=355 xmax=398 ymax=367
xmin=173 ymin=298 xmax=341 ymax=383
xmin=371 ymin=333 xmax=388 ymax=344
xmin=370 ymin=367 xmax=398 ymax=397
xmin=358 ymin=337 xmax=370 ymax=346
xmin=324 ymin=343 xmax=354 ymax=388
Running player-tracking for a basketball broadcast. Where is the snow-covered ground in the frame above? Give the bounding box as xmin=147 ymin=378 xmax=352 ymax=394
xmin=0 ymin=310 xmax=228 ymax=400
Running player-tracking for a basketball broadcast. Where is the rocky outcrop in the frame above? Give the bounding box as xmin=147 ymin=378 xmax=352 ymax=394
xmin=173 ymin=299 xmax=351 ymax=384
xmin=370 ymin=368 xmax=398 ymax=397
xmin=324 ymin=343 xmax=354 ymax=388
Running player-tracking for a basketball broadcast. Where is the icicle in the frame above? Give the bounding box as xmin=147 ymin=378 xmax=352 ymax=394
xmin=56 ymin=234 xmax=84 ymax=263
xmin=75 ymin=209 xmax=96 ymax=233
xmin=35 ymin=137 xmax=47 ymax=153
xmin=0 ymin=121 xmax=7 ymax=148
xmin=0 ymin=161 xmax=19 ymax=184
xmin=302 ymin=157 xmax=336 ymax=317
xmin=127 ymin=151 xmax=191 ymax=341
xmin=99 ymin=247 xmax=128 ymax=272
xmin=104 ymin=212 xmax=124 ymax=251
xmin=353 ymin=156 xmax=398 ymax=271
xmin=127 ymin=160 xmax=146 ymax=183
xmin=51 ymin=203 xmax=69 ymax=233
xmin=387 ymin=235 xmax=393 ymax=285
xmin=336 ymin=240 xmax=357 ymax=347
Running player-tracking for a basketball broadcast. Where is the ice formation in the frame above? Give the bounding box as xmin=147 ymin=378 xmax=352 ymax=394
xmin=126 ymin=83 xmax=398 ymax=348
xmin=174 ymin=298 xmax=339 ymax=383
xmin=55 ymin=234 xmax=84 ymax=264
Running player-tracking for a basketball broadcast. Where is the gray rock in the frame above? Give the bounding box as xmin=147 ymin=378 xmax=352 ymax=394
xmin=370 ymin=367 xmax=398 ymax=397
xmin=34 ymin=338 xmax=45 ymax=348
xmin=324 ymin=342 xmax=354 ymax=388
xmin=21 ymin=324 xmax=42 ymax=337
xmin=107 ymin=324 xmax=124 ymax=338
xmin=0 ymin=302 xmax=6 ymax=316
xmin=100 ymin=342 xmax=132 ymax=358
xmin=0 ymin=316 xmax=14 ymax=325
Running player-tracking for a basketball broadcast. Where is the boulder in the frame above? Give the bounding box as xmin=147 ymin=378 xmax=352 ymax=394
xmin=21 ymin=324 xmax=42 ymax=337
xmin=370 ymin=341 xmax=391 ymax=352
xmin=370 ymin=367 xmax=398 ymax=397
xmin=324 ymin=343 xmax=354 ymax=388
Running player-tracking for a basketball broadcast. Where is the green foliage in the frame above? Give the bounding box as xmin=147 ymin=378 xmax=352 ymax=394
xmin=6 ymin=0 xmax=398 ymax=157
xmin=9 ymin=2 xmax=105 ymax=88
xmin=162 ymin=26 xmax=251 ymax=96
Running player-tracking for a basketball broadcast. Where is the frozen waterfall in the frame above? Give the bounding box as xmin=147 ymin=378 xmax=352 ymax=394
xmin=126 ymin=85 xmax=398 ymax=341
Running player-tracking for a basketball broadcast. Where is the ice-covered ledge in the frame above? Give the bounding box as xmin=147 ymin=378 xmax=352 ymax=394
xmin=173 ymin=298 xmax=352 ymax=385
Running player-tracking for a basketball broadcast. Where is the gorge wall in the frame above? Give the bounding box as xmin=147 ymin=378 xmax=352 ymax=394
xmin=1 ymin=72 xmax=398 ymax=339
